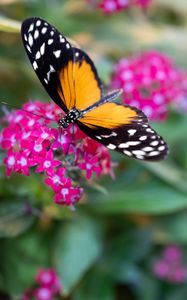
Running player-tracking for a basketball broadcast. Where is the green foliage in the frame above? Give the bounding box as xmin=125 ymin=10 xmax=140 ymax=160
xmin=1 ymin=0 xmax=187 ymax=299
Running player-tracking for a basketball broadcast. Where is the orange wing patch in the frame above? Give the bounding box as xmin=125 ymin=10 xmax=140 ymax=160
xmin=79 ymin=103 xmax=138 ymax=129
xmin=74 ymin=59 xmax=102 ymax=110
xmin=57 ymin=60 xmax=75 ymax=111
xmin=58 ymin=58 xmax=102 ymax=111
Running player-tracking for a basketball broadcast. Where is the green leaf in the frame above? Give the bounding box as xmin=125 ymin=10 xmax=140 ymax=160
xmin=142 ymin=161 xmax=187 ymax=194
xmin=0 ymin=202 xmax=35 ymax=238
xmin=85 ymin=184 xmax=187 ymax=215
xmin=155 ymin=212 xmax=187 ymax=243
xmin=53 ymin=215 xmax=103 ymax=295
xmin=73 ymin=268 xmax=115 ymax=300
xmin=0 ymin=229 xmax=51 ymax=296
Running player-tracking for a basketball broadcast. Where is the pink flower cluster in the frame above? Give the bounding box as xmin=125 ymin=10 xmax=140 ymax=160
xmin=21 ymin=268 xmax=61 ymax=300
xmin=111 ymin=51 xmax=185 ymax=121
xmin=0 ymin=101 xmax=113 ymax=206
xmin=153 ymin=245 xmax=187 ymax=284
xmin=87 ymin=0 xmax=151 ymax=14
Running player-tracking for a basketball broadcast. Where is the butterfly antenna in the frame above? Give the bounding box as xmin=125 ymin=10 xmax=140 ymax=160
xmin=1 ymin=101 xmax=53 ymax=121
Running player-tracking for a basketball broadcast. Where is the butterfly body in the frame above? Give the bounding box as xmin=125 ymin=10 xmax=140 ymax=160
xmin=21 ymin=17 xmax=169 ymax=161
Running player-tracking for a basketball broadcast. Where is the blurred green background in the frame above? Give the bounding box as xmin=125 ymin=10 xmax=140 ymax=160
xmin=1 ymin=0 xmax=187 ymax=299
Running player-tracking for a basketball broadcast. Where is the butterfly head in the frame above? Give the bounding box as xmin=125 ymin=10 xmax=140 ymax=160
xmin=58 ymin=108 xmax=82 ymax=128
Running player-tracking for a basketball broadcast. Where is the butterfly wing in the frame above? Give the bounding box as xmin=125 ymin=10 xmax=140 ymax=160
xmin=77 ymin=102 xmax=169 ymax=161
xmin=21 ymin=17 xmax=103 ymax=113
xmin=21 ymin=17 xmax=168 ymax=161
xmin=21 ymin=17 xmax=76 ymax=112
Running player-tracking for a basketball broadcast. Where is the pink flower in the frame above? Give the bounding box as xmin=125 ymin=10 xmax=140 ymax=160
xmin=111 ymin=51 xmax=183 ymax=121
xmin=0 ymin=126 xmax=20 ymax=150
xmin=35 ymin=268 xmax=62 ymax=293
xmin=1 ymin=100 xmax=113 ymax=206
xmin=14 ymin=150 xmax=30 ymax=176
xmin=34 ymin=286 xmax=53 ymax=300
xmin=35 ymin=150 xmax=61 ymax=175
xmin=153 ymin=260 xmax=170 ymax=279
xmin=51 ymin=129 xmax=72 ymax=154
xmin=3 ymin=150 xmax=17 ymax=176
xmin=163 ymin=245 xmax=182 ymax=263
xmin=54 ymin=180 xmax=83 ymax=206
xmin=45 ymin=167 xmax=67 ymax=191
xmin=153 ymin=245 xmax=187 ymax=284
xmin=87 ymin=0 xmax=152 ymax=14
xmin=167 ymin=266 xmax=187 ymax=284
xmin=79 ymin=154 xmax=102 ymax=180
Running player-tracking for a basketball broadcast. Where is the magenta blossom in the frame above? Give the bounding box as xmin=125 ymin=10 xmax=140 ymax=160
xmin=111 ymin=51 xmax=184 ymax=121
xmin=0 ymin=100 xmax=113 ymax=206
xmin=153 ymin=245 xmax=187 ymax=284
xmin=87 ymin=0 xmax=152 ymax=14
xmin=21 ymin=268 xmax=61 ymax=300
xmin=35 ymin=268 xmax=61 ymax=293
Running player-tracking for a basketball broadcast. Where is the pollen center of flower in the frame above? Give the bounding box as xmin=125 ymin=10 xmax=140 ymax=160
xmin=86 ymin=163 xmax=92 ymax=170
xmin=8 ymin=156 xmax=15 ymax=166
xmin=53 ymin=175 xmax=60 ymax=183
xmin=34 ymin=144 xmax=42 ymax=152
xmin=28 ymin=119 xmax=35 ymax=126
xmin=20 ymin=157 xmax=27 ymax=166
xmin=41 ymin=132 xmax=48 ymax=139
xmin=61 ymin=188 xmax=68 ymax=196
xmin=37 ymin=287 xmax=51 ymax=300
xmin=44 ymin=160 xmax=51 ymax=168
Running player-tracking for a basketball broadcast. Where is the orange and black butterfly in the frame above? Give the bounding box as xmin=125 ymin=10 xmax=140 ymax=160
xmin=21 ymin=17 xmax=169 ymax=161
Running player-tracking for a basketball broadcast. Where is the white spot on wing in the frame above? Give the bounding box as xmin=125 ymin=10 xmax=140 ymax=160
xmin=44 ymin=78 xmax=48 ymax=84
xmin=96 ymin=136 xmax=102 ymax=140
xmin=132 ymin=150 xmax=145 ymax=156
xmin=53 ymin=50 xmax=61 ymax=58
xmin=26 ymin=44 xmax=31 ymax=53
xmin=150 ymin=141 xmax=159 ymax=146
xmin=48 ymin=39 xmax=53 ymax=45
xmin=41 ymin=27 xmax=47 ymax=34
xmin=127 ymin=141 xmax=140 ymax=146
xmin=24 ymin=34 xmax=27 ymax=41
xmin=28 ymin=23 xmax=34 ymax=32
xmin=50 ymin=31 xmax=54 ymax=36
xmin=146 ymin=128 xmax=154 ymax=133
xmin=66 ymin=43 xmax=70 ymax=49
xmin=142 ymin=146 xmax=154 ymax=152
xmin=158 ymin=145 xmax=165 ymax=151
xmin=60 ymin=36 xmax=65 ymax=43
xmin=107 ymin=144 xmax=116 ymax=150
xmin=36 ymin=20 xmax=41 ymax=27
xmin=40 ymin=43 xmax=45 ymax=55
xmin=148 ymin=151 xmax=160 ymax=156
xmin=118 ymin=143 xmax=129 ymax=148
xmin=34 ymin=29 xmax=39 ymax=39
xmin=123 ymin=150 xmax=132 ymax=156
xmin=139 ymin=135 xmax=147 ymax=141
xmin=35 ymin=51 xmax=41 ymax=60
xmin=33 ymin=61 xmax=38 ymax=70
xmin=128 ymin=129 xmax=136 ymax=136
xmin=47 ymin=65 xmax=55 ymax=80
xmin=28 ymin=34 xmax=33 ymax=46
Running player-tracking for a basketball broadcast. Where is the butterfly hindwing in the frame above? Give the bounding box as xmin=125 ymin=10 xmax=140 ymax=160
xmin=77 ymin=103 xmax=169 ymax=161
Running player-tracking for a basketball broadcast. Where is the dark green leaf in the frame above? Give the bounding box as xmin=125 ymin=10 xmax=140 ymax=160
xmin=53 ymin=215 xmax=103 ymax=295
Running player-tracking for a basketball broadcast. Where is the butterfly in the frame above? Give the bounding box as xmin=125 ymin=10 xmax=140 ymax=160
xmin=21 ymin=17 xmax=169 ymax=161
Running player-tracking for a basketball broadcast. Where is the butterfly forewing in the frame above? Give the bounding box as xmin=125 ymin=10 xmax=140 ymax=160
xmin=21 ymin=17 xmax=169 ymax=161
xmin=21 ymin=17 xmax=75 ymax=112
